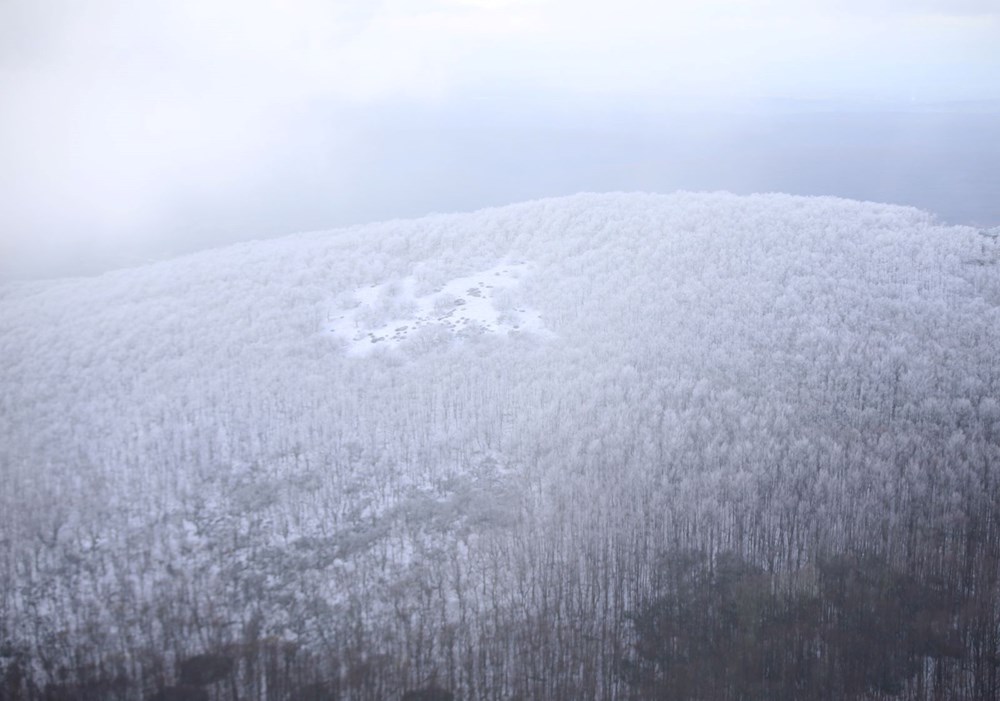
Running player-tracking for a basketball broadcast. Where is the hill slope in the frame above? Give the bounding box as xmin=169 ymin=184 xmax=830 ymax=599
xmin=2 ymin=192 xmax=999 ymax=699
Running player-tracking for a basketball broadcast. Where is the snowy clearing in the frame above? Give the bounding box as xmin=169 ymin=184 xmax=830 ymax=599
xmin=324 ymin=261 xmax=549 ymax=356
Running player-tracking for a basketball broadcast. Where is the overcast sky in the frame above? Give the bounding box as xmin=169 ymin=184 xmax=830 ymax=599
xmin=2 ymin=0 xmax=999 ymax=279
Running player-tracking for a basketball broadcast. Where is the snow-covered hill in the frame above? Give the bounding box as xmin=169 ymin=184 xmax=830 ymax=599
xmin=1 ymin=192 xmax=998 ymax=700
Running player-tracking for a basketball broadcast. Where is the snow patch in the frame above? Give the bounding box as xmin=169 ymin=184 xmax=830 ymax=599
xmin=325 ymin=261 xmax=548 ymax=356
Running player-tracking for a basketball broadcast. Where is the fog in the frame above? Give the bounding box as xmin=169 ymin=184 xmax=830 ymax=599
xmin=5 ymin=5 xmax=1000 ymax=698
xmin=2 ymin=0 xmax=998 ymax=280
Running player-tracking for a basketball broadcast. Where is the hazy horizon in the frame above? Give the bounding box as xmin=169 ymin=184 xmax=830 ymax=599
xmin=2 ymin=0 xmax=999 ymax=280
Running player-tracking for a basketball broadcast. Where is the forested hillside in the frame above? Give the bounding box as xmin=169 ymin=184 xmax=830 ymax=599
xmin=1 ymin=192 xmax=998 ymax=700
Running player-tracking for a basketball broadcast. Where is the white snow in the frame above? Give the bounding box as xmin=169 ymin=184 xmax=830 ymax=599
xmin=324 ymin=261 xmax=549 ymax=356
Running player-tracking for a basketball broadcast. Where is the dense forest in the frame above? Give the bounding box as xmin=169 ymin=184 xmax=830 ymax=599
xmin=1 ymin=193 xmax=998 ymax=699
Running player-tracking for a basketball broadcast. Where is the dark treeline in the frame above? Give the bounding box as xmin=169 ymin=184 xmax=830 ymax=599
xmin=2 ymin=472 xmax=998 ymax=701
